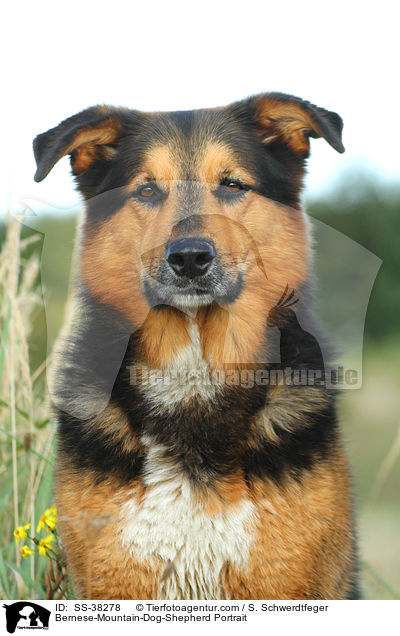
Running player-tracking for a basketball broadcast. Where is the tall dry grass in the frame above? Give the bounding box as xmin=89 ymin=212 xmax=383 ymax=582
xmin=0 ymin=213 xmax=59 ymax=599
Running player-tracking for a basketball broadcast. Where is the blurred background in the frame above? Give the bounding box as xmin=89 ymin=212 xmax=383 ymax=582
xmin=1 ymin=0 xmax=399 ymax=599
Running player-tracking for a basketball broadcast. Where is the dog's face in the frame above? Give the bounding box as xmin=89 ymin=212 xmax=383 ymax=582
xmin=34 ymin=93 xmax=344 ymax=328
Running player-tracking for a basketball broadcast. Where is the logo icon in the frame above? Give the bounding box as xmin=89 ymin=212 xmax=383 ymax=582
xmin=2 ymin=602 xmax=50 ymax=634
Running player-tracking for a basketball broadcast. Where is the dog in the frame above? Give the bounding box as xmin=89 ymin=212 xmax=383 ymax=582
xmin=33 ymin=92 xmax=359 ymax=599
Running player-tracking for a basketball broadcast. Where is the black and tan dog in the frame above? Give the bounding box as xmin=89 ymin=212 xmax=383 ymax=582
xmin=33 ymin=92 xmax=359 ymax=599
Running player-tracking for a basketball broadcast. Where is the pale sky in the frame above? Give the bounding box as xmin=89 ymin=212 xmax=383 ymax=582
xmin=3 ymin=0 xmax=399 ymax=213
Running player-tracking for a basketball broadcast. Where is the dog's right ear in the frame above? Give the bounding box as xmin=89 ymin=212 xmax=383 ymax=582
xmin=33 ymin=106 xmax=143 ymax=192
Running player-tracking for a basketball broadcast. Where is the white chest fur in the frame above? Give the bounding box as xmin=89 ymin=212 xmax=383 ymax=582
xmin=137 ymin=320 xmax=222 ymax=415
xmin=120 ymin=437 xmax=256 ymax=600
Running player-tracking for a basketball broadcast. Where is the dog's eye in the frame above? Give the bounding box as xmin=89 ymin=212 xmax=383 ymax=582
xmin=214 ymin=178 xmax=248 ymax=202
xmin=131 ymin=182 xmax=165 ymax=206
xmin=138 ymin=184 xmax=156 ymax=198
xmin=222 ymin=179 xmax=243 ymax=192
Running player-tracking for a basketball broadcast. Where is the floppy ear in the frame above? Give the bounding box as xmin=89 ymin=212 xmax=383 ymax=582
xmin=231 ymin=92 xmax=344 ymax=158
xmin=33 ymin=105 xmax=133 ymax=184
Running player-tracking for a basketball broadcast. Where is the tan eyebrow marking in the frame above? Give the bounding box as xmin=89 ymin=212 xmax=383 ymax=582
xmin=200 ymin=142 xmax=256 ymax=187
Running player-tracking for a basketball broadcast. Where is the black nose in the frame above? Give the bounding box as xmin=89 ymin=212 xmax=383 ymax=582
xmin=166 ymin=238 xmax=215 ymax=278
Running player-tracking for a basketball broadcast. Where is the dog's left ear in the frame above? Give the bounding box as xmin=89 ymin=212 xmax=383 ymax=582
xmin=230 ymin=92 xmax=344 ymax=158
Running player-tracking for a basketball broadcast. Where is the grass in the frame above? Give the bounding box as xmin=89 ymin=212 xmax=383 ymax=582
xmin=0 ymin=212 xmax=399 ymax=600
xmin=340 ymin=341 xmax=400 ymax=599
xmin=0 ymin=213 xmax=63 ymax=599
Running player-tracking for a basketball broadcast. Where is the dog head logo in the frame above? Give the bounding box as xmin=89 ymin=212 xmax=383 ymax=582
xmin=2 ymin=602 xmax=50 ymax=633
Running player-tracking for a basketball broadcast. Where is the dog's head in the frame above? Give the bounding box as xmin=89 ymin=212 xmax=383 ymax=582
xmin=34 ymin=93 xmax=343 ymax=329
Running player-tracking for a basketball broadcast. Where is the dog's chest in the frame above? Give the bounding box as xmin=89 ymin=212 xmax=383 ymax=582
xmin=137 ymin=320 xmax=221 ymax=414
xmin=120 ymin=439 xmax=256 ymax=600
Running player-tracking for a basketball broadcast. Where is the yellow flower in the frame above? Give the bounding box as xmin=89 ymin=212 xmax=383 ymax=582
xmin=37 ymin=506 xmax=58 ymax=533
xmin=20 ymin=545 xmax=34 ymax=558
xmin=38 ymin=533 xmax=55 ymax=557
xmin=13 ymin=524 xmax=31 ymax=543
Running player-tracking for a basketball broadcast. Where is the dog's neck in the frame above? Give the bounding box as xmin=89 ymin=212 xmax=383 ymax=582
xmin=137 ymin=304 xmax=267 ymax=371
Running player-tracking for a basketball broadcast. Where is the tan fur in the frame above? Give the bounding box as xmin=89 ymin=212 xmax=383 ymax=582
xmin=68 ymin=118 xmax=122 ymax=173
xmin=56 ymin=457 xmax=250 ymax=599
xmin=222 ymin=447 xmax=356 ymax=599
xmin=85 ymin=404 xmax=143 ymax=456
xmin=138 ymin=308 xmax=191 ymax=368
xmin=56 ymin=464 xmax=162 ymax=599
xmin=135 ymin=144 xmax=180 ymax=183
xmin=254 ymin=384 xmax=331 ymax=443
xmin=255 ymin=98 xmax=322 ymax=156
xmin=199 ymin=142 xmax=256 ymax=187
xmin=57 ymin=443 xmax=354 ymax=599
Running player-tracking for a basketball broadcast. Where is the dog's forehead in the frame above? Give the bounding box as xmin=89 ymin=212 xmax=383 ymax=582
xmin=144 ymin=108 xmax=232 ymax=142
xmin=133 ymin=108 xmax=256 ymax=183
